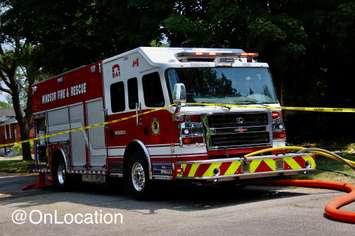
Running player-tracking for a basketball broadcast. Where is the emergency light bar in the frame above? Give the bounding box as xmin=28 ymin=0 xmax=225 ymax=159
xmin=175 ymin=51 xmax=258 ymax=63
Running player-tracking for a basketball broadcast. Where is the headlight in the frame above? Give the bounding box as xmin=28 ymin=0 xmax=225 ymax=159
xmin=179 ymin=122 xmax=205 ymax=145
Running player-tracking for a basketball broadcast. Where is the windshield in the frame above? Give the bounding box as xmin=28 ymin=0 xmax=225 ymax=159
xmin=165 ymin=67 xmax=278 ymax=104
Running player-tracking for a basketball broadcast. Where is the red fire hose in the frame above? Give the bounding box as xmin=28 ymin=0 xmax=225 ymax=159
xmin=269 ymin=179 xmax=355 ymax=224
xmin=246 ymin=146 xmax=355 ymax=224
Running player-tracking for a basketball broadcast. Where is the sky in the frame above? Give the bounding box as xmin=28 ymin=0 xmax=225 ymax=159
xmin=0 ymin=93 xmax=7 ymax=102
xmin=0 ymin=42 xmax=10 ymax=103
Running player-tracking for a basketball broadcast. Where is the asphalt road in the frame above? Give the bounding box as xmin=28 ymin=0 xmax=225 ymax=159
xmin=0 ymin=174 xmax=354 ymax=236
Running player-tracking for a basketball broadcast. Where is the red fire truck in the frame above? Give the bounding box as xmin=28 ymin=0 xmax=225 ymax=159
xmin=32 ymin=47 xmax=316 ymax=197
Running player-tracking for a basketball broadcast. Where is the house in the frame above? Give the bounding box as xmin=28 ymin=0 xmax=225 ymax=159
xmin=0 ymin=108 xmax=20 ymax=156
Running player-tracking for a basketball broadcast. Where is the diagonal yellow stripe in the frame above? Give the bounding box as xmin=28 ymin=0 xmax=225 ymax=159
xmin=179 ymin=164 xmax=187 ymax=177
xmin=224 ymin=161 xmax=241 ymax=176
xmin=188 ymin=163 xmax=200 ymax=177
xmin=303 ymin=155 xmax=316 ymax=168
xmin=203 ymin=163 xmax=222 ymax=177
xmin=249 ymin=160 xmax=261 ymax=173
xmin=264 ymin=159 xmax=277 ymax=171
xmin=284 ymin=157 xmax=301 ymax=170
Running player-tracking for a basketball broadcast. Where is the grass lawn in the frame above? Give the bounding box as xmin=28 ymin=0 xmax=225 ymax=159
xmin=0 ymin=159 xmax=34 ymax=173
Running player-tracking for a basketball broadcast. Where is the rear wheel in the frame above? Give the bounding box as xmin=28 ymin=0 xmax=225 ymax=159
xmin=52 ymin=158 xmax=68 ymax=190
xmin=124 ymin=152 xmax=151 ymax=199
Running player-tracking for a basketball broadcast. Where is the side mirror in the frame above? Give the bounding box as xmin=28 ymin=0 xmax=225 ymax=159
xmin=172 ymin=83 xmax=186 ymax=104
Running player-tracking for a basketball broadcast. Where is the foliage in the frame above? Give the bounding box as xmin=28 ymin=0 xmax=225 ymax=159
xmin=1 ymin=0 xmax=174 ymax=74
xmin=163 ymin=0 xmax=355 ymax=142
xmin=0 ymin=100 xmax=11 ymax=108
xmin=0 ymin=40 xmax=43 ymax=160
xmin=0 ymin=159 xmax=34 ymax=173
xmin=0 ymin=0 xmax=354 ymax=143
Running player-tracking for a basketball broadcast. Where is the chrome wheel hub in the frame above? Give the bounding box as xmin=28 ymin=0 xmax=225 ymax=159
xmin=131 ymin=162 xmax=145 ymax=192
xmin=57 ymin=163 xmax=66 ymax=185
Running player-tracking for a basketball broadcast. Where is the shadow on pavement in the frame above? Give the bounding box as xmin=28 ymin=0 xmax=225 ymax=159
xmin=0 ymin=174 xmax=38 ymax=197
xmin=0 ymin=174 xmax=310 ymax=214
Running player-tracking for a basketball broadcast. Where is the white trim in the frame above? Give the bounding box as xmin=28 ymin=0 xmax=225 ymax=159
xmin=148 ymin=145 xmax=207 ymax=156
xmin=90 ymin=149 xmax=107 ymax=156
xmin=150 ymin=153 xmax=206 ymax=158
xmin=85 ymin=97 xmax=103 ymax=104
xmin=147 ymin=143 xmax=180 ymax=147
xmin=107 ymin=144 xmax=207 ymax=157
xmin=108 ymin=148 xmax=125 ymax=156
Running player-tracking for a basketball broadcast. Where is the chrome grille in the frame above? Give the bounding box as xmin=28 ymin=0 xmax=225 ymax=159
xmin=205 ymin=112 xmax=271 ymax=149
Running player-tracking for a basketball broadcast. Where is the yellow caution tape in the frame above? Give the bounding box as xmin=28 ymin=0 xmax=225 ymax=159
xmin=0 ymin=107 xmax=165 ymax=148
xmin=1 ymin=103 xmax=355 ymax=148
xmin=281 ymin=106 xmax=355 ymax=113
xmin=184 ymin=102 xmax=355 ymax=113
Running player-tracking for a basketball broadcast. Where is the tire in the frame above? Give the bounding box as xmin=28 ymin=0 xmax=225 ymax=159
xmin=52 ymin=157 xmax=68 ymax=190
xmin=124 ymin=152 xmax=151 ymax=199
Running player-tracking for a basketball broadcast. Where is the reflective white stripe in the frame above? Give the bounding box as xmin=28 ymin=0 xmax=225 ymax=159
xmin=108 ymin=144 xmax=207 ymax=157
xmin=148 ymin=145 xmax=207 ymax=156
xmin=150 ymin=153 xmax=205 ymax=158
xmin=91 ymin=149 xmax=107 ymax=156
xmin=108 ymin=148 xmax=125 ymax=156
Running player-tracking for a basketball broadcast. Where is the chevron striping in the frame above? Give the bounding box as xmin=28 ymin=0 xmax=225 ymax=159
xmin=284 ymin=157 xmax=302 ymax=170
xmin=203 ymin=162 xmax=222 ymax=177
xmin=249 ymin=159 xmax=261 ymax=173
xmin=264 ymin=159 xmax=277 ymax=171
xmin=188 ymin=163 xmax=200 ymax=177
xmin=224 ymin=161 xmax=242 ymax=176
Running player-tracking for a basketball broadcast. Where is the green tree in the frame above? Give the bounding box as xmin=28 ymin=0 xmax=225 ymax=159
xmin=0 ymin=41 xmax=44 ymax=160
xmin=1 ymin=0 xmax=174 ymax=74
xmin=0 ymin=100 xmax=11 ymax=108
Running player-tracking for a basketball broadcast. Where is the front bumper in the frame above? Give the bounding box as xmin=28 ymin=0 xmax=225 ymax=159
xmin=174 ymin=153 xmax=316 ymax=180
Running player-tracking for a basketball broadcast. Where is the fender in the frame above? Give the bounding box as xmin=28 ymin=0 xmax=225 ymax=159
xmin=124 ymin=139 xmax=152 ymax=179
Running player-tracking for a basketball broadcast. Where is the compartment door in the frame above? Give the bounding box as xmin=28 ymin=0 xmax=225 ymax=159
xmin=69 ymin=104 xmax=86 ymax=167
xmin=86 ymin=99 xmax=107 ymax=167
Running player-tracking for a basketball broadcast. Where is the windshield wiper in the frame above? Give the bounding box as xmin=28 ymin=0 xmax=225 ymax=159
xmin=236 ymin=101 xmax=257 ymax=104
xmin=201 ymin=102 xmax=232 ymax=110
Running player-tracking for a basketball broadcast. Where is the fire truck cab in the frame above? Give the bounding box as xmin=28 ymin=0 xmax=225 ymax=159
xmin=32 ymin=47 xmax=315 ymax=197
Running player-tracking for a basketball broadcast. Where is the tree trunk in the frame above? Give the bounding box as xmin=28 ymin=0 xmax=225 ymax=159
xmin=21 ymin=141 xmax=32 ymax=161
xmin=19 ymin=121 xmax=32 ymax=161
xmin=10 ymin=73 xmax=32 ymax=161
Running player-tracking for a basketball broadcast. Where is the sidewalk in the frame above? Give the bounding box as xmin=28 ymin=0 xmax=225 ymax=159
xmin=0 ymin=156 xmax=22 ymax=161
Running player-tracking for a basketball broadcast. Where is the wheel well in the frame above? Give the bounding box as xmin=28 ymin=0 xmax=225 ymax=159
xmin=51 ymin=149 xmax=66 ymax=170
xmin=123 ymin=141 xmax=152 ymax=179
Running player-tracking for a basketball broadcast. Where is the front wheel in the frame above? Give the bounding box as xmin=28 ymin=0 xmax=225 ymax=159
xmin=125 ymin=154 xmax=151 ymax=199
